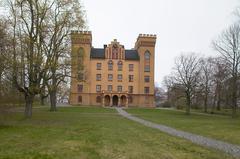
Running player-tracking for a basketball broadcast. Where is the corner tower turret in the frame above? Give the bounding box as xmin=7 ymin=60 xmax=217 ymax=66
xmin=70 ymin=31 xmax=92 ymax=105
xmin=135 ymin=34 xmax=157 ymax=107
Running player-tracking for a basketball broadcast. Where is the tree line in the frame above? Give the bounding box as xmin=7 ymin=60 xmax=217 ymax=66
xmin=163 ymin=9 xmax=240 ymax=118
xmin=0 ymin=0 xmax=86 ymax=117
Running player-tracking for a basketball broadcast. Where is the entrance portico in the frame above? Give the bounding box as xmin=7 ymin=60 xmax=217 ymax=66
xmin=102 ymin=91 xmax=128 ymax=107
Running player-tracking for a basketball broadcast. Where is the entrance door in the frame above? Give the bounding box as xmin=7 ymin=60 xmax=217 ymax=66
xmin=112 ymin=95 xmax=118 ymax=106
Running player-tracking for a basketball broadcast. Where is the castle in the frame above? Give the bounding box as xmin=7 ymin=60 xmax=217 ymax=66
xmin=70 ymin=31 xmax=156 ymax=107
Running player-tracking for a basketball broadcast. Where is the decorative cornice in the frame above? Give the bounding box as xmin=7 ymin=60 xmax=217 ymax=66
xmin=71 ymin=38 xmax=91 ymax=44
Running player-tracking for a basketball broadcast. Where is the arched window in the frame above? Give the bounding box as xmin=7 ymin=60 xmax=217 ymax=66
xmin=108 ymin=60 xmax=113 ymax=70
xmin=144 ymin=51 xmax=150 ymax=60
xmin=144 ymin=51 xmax=150 ymax=72
xmin=77 ymin=48 xmax=84 ymax=80
xmin=78 ymin=48 xmax=84 ymax=70
xmin=118 ymin=61 xmax=123 ymax=71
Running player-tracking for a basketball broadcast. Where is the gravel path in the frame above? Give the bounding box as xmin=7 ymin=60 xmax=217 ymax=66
xmin=116 ymin=108 xmax=240 ymax=158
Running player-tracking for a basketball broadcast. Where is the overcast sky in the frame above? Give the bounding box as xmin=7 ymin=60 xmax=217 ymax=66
xmin=83 ymin=0 xmax=239 ymax=86
xmin=0 ymin=0 xmax=238 ymax=86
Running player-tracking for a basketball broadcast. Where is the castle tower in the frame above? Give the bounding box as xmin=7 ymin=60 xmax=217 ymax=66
xmin=135 ymin=34 xmax=157 ymax=107
xmin=70 ymin=31 xmax=92 ymax=105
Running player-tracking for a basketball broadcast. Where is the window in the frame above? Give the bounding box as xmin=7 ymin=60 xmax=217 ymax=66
xmin=118 ymin=74 xmax=122 ymax=81
xmin=78 ymin=96 xmax=82 ymax=103
xmin=144 ymin=76 xmax=150 ymax=83
xmin=96 ymin=63 xmax=101 ymax=70
xmin=108 ymin=61 xmax=113 ymax=70
xmin=129 ymin=75 xmax=134 ymax=82
xmin=144 ymin=87 xmax=150 ymax=94
xmin=145 ymin=51 xmax=150 ymax=60
xmin=117 ymin=85 xmax=122 ymax=92
xmin=108 ymin=85 xmax=112 ymax=91
xmin=77 ymin=48 xmax=84 ymax=71
xmin=96 ymin=85 xmax=101 ymax=92
xmin=77 ymin=84 xmax=83 ymax=93
xmin=77 ymin=73 xmax=84 ymax=81
xmin=129 ymin=64 xmax=134 ymax=71
xmin=108 ymin=74 xmax=113 ymax=81
xmin=129 ymin=96 xmax=133 ymax=103
xmin=144 ymin=65 xmax=150 ymax=72
xmin=118 ymin=61 xmax=123 ymax=71
xmin=144 ymin=51 xmax=150 ymax=72
xmin=96 ymin=74 xmax=101 ymax=81
xmin=96 ymin=96 xmax=101 ymax=103
xmin=128 ymin=86 xmax=133 ymax=93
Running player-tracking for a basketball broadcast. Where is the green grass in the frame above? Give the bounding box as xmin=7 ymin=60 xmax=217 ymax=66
xmin=126 ymin=108 xmax=240 ymax=145
xmin=0 ymin=106 xmax=237 ymax=159
xmin=190 ymin=108 xmax=240 ymax=116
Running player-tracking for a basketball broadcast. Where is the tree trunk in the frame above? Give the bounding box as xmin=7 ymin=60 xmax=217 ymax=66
xmin=49 ymin=71 xmax=57 ymax=111
xmin=40 ymin=96 xmax=45 ymax=105
xmin=232 ymin=90 xmax=237 ymax=118
xmin=24 ymin=94 xmax=34 ymax=118
xmin=232 ymin=104 xmax=237 ymax=118
xmin=50 ymin=90 xmax=57 ymax=111
xmin=231 ymin=77 xmax=237 ymax=118
xmin=216 ymin=97 xmax=221 ymax=111
xmin=211 ymin=91 xmax=217 ymax=114
xmin=186 ymin=91 xmax=191 ymax=115
xmin=0 ymin=71 xmax=2 ymax=97
xmin=204 ymin=94 xmax=208 ymax=113
xmin=40 ymin=88 xmax=47 ymax=106
xmin=40 ymin=93 xmax=48 ymax=106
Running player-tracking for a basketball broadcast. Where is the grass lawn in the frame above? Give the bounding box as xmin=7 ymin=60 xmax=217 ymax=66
xmin=190 ymin=108 xmax=240 ymax=116
xmin=0 ymin=106 xmax=237 ymax=159
xmin=126 ymin=108 xmax=240 ymax=146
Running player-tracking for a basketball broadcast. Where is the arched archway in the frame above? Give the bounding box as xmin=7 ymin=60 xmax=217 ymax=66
xmin=121 ymin=95 xmax=127 ymax=107
xmin=112 ymin=95 xmax=118 ymax=106
xmin=104 ymin=95 xmax=110 ymax=106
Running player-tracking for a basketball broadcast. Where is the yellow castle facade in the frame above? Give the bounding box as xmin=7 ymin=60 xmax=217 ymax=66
xmin=70 ymin=31 xmax=156 ymax=107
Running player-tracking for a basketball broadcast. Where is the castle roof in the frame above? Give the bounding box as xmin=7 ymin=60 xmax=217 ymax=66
xmin=125 ymin=50 xmax=139 ymax=60
xmin=90 ymin=48 xmax=105 ymax=59
xmin=90 ymin=48 xmax=139 ymax=60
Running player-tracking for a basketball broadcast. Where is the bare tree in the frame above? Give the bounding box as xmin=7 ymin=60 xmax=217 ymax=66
xmin=7 ymin=0 xmax=52 ymax=117
xmin=6 ymin=0 xmax=85 ymax=117
xmin=163 ymin=75 xmax=174 ymax=102
xmin=199 ymin=57 xmax=215 ymax=113
xmin=173 ymin=53 xmax=202 ymax=115
xmin=0 ymin=18 xmax=18 ymax=107
xmin=57 ymin=81 xmax=70 ymax=104
xmin=42 ymin=0 xmax=85 ymax=111
xmin=210 ymin=57 xmax=229 ymax=112
xmin=212 ymin=23 xmax=240 ymax=118
xmin=0 ymin=19 xmax=9 ymax=97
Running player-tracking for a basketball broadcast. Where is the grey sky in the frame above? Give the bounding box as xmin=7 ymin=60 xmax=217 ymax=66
xmin=83 ymin=0 xmax=239 ymax=86
xmin=0 ymin=0 xmax=238 ymax=86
